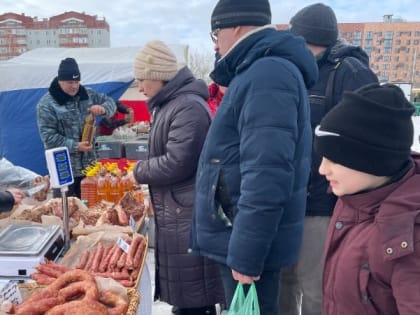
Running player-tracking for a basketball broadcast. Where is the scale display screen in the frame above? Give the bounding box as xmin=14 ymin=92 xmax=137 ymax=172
xmin=45 ymin=147 xmax=74 ymax=188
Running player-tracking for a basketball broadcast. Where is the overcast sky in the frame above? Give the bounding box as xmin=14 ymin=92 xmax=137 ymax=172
xmin=1 ymin=0 xmax=419 ymax=53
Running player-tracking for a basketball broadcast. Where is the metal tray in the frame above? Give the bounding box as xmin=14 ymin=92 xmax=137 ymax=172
xmin=0 ymin=224 xmax=60 ymax=256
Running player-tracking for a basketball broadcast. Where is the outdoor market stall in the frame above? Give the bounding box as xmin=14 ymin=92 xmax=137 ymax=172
xmin=0 ymin=44 xmax=189 ymax=314
xmin=0 ymin=45 xmax=187 ymax=175
xmin=0 ymin=183 xmax=152 ymax=315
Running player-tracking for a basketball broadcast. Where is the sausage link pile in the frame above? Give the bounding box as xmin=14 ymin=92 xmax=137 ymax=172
xmin=13 ymin=269 xmax=128 ymax=315
xmin=32 ymin=235 xmax=146 ymax=288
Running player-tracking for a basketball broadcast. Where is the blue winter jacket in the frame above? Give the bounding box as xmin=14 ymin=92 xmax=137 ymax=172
xmin=191 ymin=27 xmax=318 ymax=276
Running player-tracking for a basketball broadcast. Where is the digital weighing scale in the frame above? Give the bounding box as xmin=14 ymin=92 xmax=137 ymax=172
xmin=45 ymin=147 xmax=74 ymax=251
xmin=0 ymin=224 xmax=64 ymax=279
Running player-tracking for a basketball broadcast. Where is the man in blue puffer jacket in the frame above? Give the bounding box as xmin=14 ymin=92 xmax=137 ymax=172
xmin=190 ymin=0 xmax=318 ymax=314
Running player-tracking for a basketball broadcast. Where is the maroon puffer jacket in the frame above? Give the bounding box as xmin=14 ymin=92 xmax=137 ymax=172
xmin=323 ymin=154 xmax=420 ymax=315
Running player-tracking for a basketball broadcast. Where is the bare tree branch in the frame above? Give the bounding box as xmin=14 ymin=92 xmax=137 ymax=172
xmin=188 ymin=48 xmax=214 ymax=84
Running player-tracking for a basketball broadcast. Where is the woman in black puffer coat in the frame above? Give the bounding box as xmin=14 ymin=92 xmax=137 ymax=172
xmin=131 ymin=40 xmax=225 ymax=315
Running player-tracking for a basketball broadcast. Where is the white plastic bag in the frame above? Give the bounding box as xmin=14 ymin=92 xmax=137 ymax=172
xmin=0 ymin=157 xmax=39 ymax=190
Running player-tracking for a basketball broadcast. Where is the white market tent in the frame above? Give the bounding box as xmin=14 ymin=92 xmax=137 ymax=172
xmin=0 ymin=46 xmax=187 ymax=175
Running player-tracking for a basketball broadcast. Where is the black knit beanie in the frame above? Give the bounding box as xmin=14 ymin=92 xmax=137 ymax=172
xmin=290 ymin=3 xmax=338 ymax=47
xmin=211 ymin=0 xmax=271 ymax=31
xmin=58 ymin=57 xmax=81 ymax=81
xmin=314 ymin=83 xmax=414 ymax=176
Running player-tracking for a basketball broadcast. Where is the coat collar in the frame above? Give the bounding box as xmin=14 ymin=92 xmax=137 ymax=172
xmin=316 ymin=40 xmax=371 ymax=68
xmin=210 ymin=27 xmax=318 ymax=89
xmin=48 ymin=77 xmax=89 ymax=105
xmin=340 ymin=155 xmax=420 ymax=261
xmin=376 ymin=160 xmax=420 ymax=261
xmin=147 ymin=67 xmax=207 ymax=112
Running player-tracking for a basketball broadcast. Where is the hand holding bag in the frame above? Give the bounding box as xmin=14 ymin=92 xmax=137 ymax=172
xmin=242 ymin=282 xmax=260 ymax=315
xmin=225 ymin=282 xmax=260 ymax=315
xmin=225 ymin=281 xmax=245 ymax=315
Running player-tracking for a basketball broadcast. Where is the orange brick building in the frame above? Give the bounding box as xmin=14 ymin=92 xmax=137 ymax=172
xmin=278 ymin=15 xmax=420 ymax=89
xmin=0 ymin=11 xmax=110 ymax=60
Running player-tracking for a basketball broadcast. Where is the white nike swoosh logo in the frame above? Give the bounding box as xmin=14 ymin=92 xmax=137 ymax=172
xmin=73 ymin=74 xmax=79 ymax=79
xmin=315 ymin=125 xmax=340 ymax=137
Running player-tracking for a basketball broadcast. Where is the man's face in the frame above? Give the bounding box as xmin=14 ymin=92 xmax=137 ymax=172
xmin=212 ymin=27 xmax=237 ymax=57
xmin=58 ymin=80 xmax=80 ymax=97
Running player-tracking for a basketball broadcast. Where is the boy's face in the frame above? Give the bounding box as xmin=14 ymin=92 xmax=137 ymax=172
xmin=319 ymin=157 xmax=390 ymax=196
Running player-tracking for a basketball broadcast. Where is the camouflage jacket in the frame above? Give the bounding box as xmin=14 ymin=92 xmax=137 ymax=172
xmin=37 ymin=77 xmax=116 ymax=177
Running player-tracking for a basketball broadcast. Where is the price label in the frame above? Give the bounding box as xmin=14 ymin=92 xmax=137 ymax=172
xmin=129 ymin=215 xmax=136 ymax=232
xmin=0 ymin=281 xmax=22 ymax=304
xmin=117 ymin=237 xmax=130 ymax=254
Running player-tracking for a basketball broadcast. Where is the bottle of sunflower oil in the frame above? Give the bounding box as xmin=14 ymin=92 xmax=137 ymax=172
xmin=96 ymin=169 xmax=110 ymax=202
xmin=120 ymin=171 xmax=134 ymax=195
xmin=80 ymin=173 xmax=97 ymax=207
xmin=109 ymin=171 xmax=122 ymax=203
xmin=81 ymin=113 xmax=95 ymax=144
xmin=80 ymin=163 xmax=100 ymax=207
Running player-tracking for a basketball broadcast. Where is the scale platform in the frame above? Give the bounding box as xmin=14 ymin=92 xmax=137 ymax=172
xmin=0 ymin=224 xmax=64 ymax=278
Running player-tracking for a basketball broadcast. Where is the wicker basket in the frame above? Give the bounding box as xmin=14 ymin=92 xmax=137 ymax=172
xmin=126 ymin=288 xmax=141 ymax=315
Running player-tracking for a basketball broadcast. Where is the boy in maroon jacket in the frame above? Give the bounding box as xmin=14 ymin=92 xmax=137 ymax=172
xmin=314 ymin=83 xmax=420 ymax=315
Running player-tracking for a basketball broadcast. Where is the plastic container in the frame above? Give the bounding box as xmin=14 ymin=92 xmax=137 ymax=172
xmin=125 ymin=140 xmax=148 ymax=160
xmin=96 ymin=171 xmax=110 ymax=202
xmin=96 ymin=140 xmax=125 ymax=159
xmin=109 ymin=173 xmax=122 ymax=203
xmin=80 ymin=175 xmax=98 ymax=207
xmin=120 ymin=172 xmax=134 ymax=195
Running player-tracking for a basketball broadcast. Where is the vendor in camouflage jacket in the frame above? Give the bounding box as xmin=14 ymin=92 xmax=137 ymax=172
xmin=37 ymin=57 xmax=116 ymax=198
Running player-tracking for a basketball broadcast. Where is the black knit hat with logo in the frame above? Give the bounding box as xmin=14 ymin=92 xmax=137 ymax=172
xmin=211 ymin=0 xmax=271 ymax=31
xmin=290 ymin=3 xmax=338 ymax=47
xmin=314 ymin=83 xmax=414 ymax=176
xmin=58 ymin=57 xmax=81 ymax=81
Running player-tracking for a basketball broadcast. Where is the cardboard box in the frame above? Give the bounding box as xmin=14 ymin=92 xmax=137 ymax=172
xmin=125 ymin=140 xmax=148 ymax=160
xmin=96 ymin=140 xmax=125 ymax=159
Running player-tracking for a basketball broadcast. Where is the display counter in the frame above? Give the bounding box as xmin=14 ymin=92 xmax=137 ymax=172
xmin=137 ymin=262 xmax=152 ymax=315
xmin=0 ymin=193 xmax=151 ymax=314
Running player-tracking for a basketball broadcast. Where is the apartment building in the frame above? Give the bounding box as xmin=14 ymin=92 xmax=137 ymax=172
xmin=277 ymin=15 xmax=420 ymax=89
xmin=0 ymin=11 xmax=110 ymax=60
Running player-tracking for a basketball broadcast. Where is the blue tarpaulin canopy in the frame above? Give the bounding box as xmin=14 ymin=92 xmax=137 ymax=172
xmin=0 ymin=47 xmax=141 ymax=175
xmin=0 ymin=45 xmax=187 ymax=175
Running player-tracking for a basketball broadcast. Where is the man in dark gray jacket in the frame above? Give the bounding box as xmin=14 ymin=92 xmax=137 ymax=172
xmin=279 ymin=3 xmax=378 ymax=315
